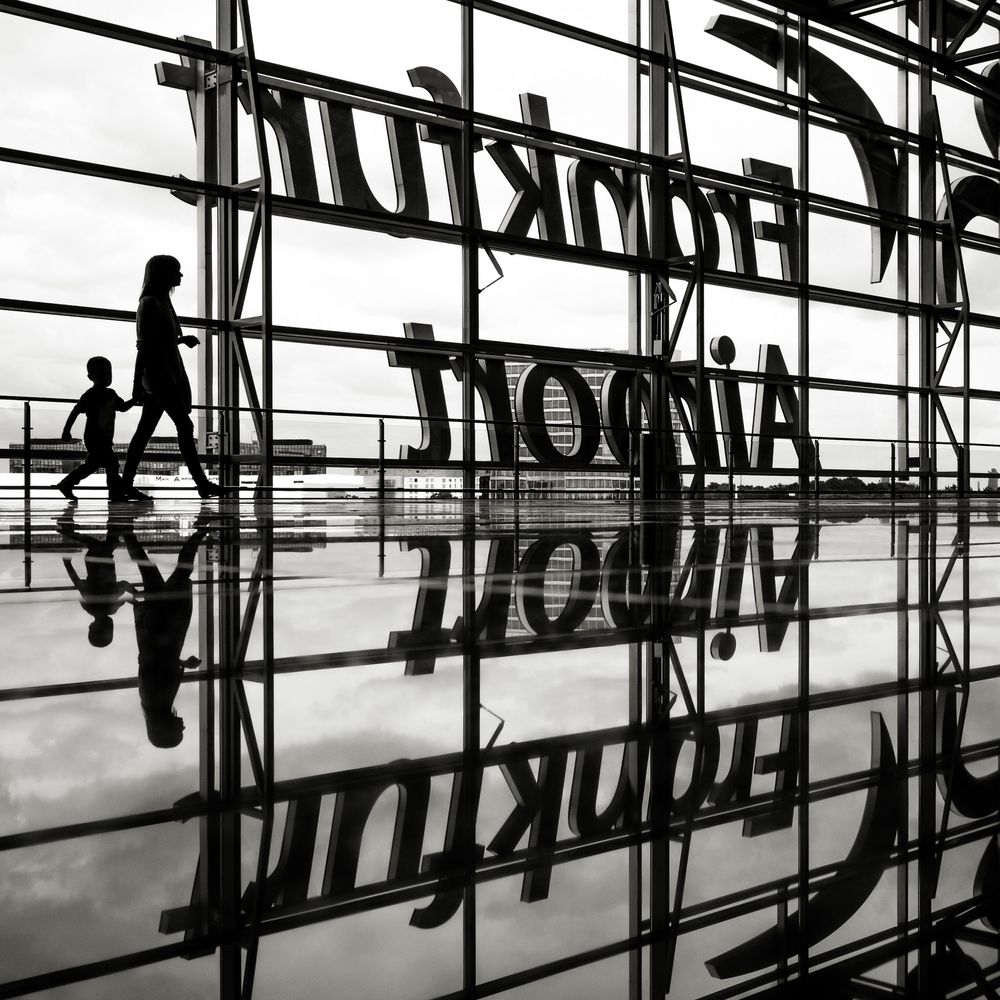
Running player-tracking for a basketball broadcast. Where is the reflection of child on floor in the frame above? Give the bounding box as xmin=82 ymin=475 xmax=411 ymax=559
xmin=56 ymin=510 xmax=129 ymax=648
xmin=58 ymin=356 xmax=137 ymax=503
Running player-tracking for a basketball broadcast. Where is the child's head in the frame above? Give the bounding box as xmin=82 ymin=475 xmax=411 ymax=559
xmin=86 ymin=356 xmax=112 ymax=388
xmin=88 ymin=616 xmax=114 ymax=647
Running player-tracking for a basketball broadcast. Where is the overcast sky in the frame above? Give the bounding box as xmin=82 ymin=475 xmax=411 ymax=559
xmin=2 ymin=1 xmax=1000 ymax=481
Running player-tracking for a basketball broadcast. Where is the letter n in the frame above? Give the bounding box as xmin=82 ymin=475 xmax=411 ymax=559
xmin=323 ymin=768 xmax=431 ymax=895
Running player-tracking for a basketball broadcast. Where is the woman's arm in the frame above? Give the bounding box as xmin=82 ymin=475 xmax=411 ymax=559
xmin=133 ymin=298 xmax=153 ymax=395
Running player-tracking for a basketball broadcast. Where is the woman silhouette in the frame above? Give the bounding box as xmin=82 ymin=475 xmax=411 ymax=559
xmin=121 ymin=255 xmax=231 ymax=500
xmin=120 ymin=514 xmax=212 ymax=748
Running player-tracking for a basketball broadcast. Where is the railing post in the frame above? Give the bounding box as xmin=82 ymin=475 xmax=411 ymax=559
xmin=514 ymin=445 xmax=520 ymax=504
xmin=891 ymin=442 xmax=897 ymax=503
xmin=629 ymin=420 xmax=636 ymax=513
xmin=813 ymin=438 xmax=820 ymax=500
xmin=727 ymin=435 xmax=735 ymax=507
xmin=23 ymin=401 xmax=32 ymax=588
xmin=378 ymin=418 xmax=386 ymax=505
xmin=377 ymin=421 xmax=386 ymax=576
xmin=23 ymin=401 xmax=31 ymax=503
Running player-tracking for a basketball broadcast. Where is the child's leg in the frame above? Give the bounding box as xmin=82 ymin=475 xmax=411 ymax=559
xmin=83 ymin=434 xmax=126 ymax=500
xmin=101 ymin=446 xmax=128 ymax=499
xmin=58 ymin=455 xmax=102 ymax=500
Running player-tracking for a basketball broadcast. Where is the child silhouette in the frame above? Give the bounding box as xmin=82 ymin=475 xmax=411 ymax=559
xmin=55 ymin=508 xmax=129 ymax=647
xmin=58 ymin=356 xmax=137 ymax=503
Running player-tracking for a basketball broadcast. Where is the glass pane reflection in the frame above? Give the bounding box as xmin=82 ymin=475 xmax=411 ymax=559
xmin=2 ymin=499 xmax=1000 ymax=998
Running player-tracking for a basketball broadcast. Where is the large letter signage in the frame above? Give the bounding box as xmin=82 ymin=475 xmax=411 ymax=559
xmin=390 ymin=325 xmax=812 ymax=476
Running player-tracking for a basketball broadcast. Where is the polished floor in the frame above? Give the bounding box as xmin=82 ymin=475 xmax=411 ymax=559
xmin=1 ymin=497 xmax=999 ymax=999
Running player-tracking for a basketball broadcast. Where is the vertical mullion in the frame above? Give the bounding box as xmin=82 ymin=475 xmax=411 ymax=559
xmin=628 ymin=4 xmax=643 ymax=994
xmin=898 ymin=5 xmax=911 ymax=507
xmin=798 ymin=16 xmax=810 ymax=497
xmin=215 ymin=4 xmax=242 ymax=997
xmin=895 ymin=514 xmax=910 ymax=989
xmin=218 ymin=25 xmax=240 ymax=493
xmin=796 ymin=21 xmax=811 ymax=979
xmin=462 ymin=1 xmax=477 ymax=501
xmin=918 ymin=0 xmax=936 ymax=498
xmin=461 ymin=9 xmax=479 ymax=995
xmin=194 ymin=26 xmax=219 ymax=964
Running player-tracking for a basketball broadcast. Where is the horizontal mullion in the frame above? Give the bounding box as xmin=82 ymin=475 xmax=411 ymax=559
xmin=451 ymin=0 xmax=643 ymax=61
xmin=688 ymin=162 xmax=916 ymax=233
xmin=251 ymin=325 xmax=657 ymax=371
xmin=717 ymin=0 xmax=908 ymax=69
xmin=254 ymin=61 xmax=653 ymax=171
xmin=0 ymin=940 xmax=218 ymax=999
xmin=0 ymin=145 xmax=224 ymax=198
xmin=0 ymin=0 xmax=231 ymax=60
xmin=5 ymin=138 xmax=1000 ymax=283
xmin=677 ymin=56 xmax=911 ymax=145
xmin=730 ymin=0 xmax=1000 ymax=103
xmin=680 ymin=56 xmax=1000 ymax=187
xmin=0 ymin=798 xmax=214 ymax=852
xmin=267 ymin=193 xmax=666 ymax=272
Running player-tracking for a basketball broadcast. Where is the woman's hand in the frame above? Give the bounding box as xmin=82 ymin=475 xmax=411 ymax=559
xmin=179 ymin=335 xmax=200 ymax=348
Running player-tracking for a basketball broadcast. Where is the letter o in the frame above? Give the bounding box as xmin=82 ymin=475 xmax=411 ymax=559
xmin=515 ymin=364 xmax=601 ymax=467
xmin=515 ymin=535 xmax=600 ymax=634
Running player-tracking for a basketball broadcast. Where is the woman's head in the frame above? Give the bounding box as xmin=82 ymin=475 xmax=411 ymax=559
xmin=144 ymin=708 xmax=185 ymax=748
xmin=140 ymin=255 xmax=183 ymax=299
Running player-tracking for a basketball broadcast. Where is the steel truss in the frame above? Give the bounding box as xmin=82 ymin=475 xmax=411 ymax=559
xmin=4 ymin=1 xmax=1000 ymax=494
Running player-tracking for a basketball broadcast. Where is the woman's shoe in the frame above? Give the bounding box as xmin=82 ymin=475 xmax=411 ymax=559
xmin=56 ymin=479 xmax=77 ymax=502
xmin=197 ymin=482 xmax=237 ymax=499
xmin=108 ymin=491 xmax=133 ymax=504
xmin=123 ymin=484 xmax=153 ymax=503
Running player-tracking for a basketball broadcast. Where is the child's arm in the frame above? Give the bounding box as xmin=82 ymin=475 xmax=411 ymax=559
xmin=62 ymin=557 xmax=83 ymax=591
xmin=115 ymin=393 xmax=137 ymax=412
xmin=61 ymin=402 xmax=83 ymax=441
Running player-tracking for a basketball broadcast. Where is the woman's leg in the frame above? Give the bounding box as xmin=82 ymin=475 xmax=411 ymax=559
xmin=162 ymin=399 xmax=232 ymax=496
xmin=162 ymin=400 xmax=209 ymax=488
xmin=122 ymin=530 xmax=165 ymax=592
xmin=122 ymin=399 xmax=164 ymax=498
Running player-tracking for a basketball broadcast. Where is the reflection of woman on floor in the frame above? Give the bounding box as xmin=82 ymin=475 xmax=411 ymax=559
xmin=121 ymin=255 xmax=231 ymax=501
xmin=55 ymin=508 xmax=129 ymax=648
xmin=122 ymin=519 xmax=211 ymax=748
